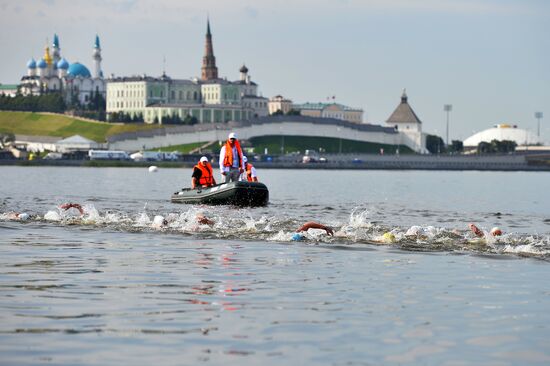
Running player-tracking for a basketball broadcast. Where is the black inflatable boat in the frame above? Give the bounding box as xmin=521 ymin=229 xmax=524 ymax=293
xmin=171 ymin=181 xmax=269 ymax=207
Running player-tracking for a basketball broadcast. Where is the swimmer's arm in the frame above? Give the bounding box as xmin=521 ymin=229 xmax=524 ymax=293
xmin=296 ymin=222 xmax=334 ymax=236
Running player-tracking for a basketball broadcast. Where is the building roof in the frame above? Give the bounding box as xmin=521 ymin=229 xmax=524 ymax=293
xmin=0 ymin=84 xmax=18 ymax=90
xmin=67 ymin=62 xmax=91 ymax=78
xmin=294 ymin=102 xmax=362 ymax=112
xmin=56 ymin=135 xmax=99 ymax=145
xmin=463 ymin=125 xmax=542 ymax=147
xmin=386 ymin=89 xmax=422 ymax=124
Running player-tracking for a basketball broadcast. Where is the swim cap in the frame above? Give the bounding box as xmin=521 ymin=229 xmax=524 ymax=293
xmin=18 ymin=213 xmax=30 ymax=221
xmin=382 ymin=232 xmax=396 ymax=242
xmin=291 ymin=233 xmax=304 ymax=241
xmin=490 ymin=227 xmax=502 ymax=236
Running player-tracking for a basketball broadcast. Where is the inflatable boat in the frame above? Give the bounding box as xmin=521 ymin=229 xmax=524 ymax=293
xmin=171 ymin=181 xmax=269 ymax=207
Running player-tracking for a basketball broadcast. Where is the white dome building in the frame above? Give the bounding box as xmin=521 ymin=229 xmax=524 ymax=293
xmin=464 ymin=124 xmax=542 ymax=147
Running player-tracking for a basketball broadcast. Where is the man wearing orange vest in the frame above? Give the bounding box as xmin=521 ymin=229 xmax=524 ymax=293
xmin=242 ymin=156 xmax=258 ymax=182
xmin=192 ymin=156 xmax=216 ymax=189
xmin=219 ymin=132 xmax=244 ymax=183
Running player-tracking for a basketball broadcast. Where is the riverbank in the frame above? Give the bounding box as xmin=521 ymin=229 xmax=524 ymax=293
xmin=2 ymin=152 xmax=550 ymax=171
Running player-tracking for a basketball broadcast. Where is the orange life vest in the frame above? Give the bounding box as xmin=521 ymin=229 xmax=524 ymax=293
xmin=222 ymin=139 xmax=243 ymax=168
xmin=245 ymin=163 xmax=256 ymax=182
xmin=194 ymin=162 xmax=214 ymax=186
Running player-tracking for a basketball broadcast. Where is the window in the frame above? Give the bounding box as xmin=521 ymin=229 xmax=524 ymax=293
xmin=179 ymin=90 xmax=183 ymax=99
xmin=193 ymin=91 xmax=197 ymax=100
xmin=171 ymin=90 xmax=175 ymax=99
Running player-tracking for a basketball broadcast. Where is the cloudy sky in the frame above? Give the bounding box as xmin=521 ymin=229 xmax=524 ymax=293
xmin=1 ymin=0 xmax=548 ymax=142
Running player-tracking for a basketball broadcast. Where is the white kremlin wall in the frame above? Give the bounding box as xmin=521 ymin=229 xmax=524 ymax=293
xmin=107 ymin=119 xmax=426 ymax=153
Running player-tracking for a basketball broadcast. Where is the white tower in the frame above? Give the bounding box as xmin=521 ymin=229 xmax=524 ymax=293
xmin=92 ymin=34 xmax=102 ymax=79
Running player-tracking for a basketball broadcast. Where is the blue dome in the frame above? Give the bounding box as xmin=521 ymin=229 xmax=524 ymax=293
xmin=37 ymin=59 xmax=47 ymax=69
xmin=57 ymin=58 xmax=69 ymax=70
xmin=27 ymin=58 xmax=36 ymax=68
xmin=67 ymin=62 xmax=91 ymax=78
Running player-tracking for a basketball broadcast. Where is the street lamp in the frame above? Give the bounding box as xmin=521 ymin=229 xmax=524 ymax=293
xmin=444 ymin=104 xmax=452 ymax=147
xmin=535 ymin=111 xmax=543 ymax=137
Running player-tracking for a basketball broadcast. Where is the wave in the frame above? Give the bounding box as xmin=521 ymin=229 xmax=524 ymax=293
xmin=1 ymin=206 xmax=549 ymax=260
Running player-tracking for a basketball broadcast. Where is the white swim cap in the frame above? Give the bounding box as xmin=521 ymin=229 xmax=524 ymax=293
xmin=152 ymin=215 xmax=166 ymax=228
xmin=18 ymin=213 xmax=30 ymax=221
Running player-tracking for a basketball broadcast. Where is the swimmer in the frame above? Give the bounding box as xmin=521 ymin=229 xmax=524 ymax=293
xmin=468 ymin=223 xmax=503 ymax=238
xmin=197 ymin=214 xmax=214 ymax=226
xmin=59 ymin=203 xmax=84 ymax=215
xmin=5 ymin=212 xmax=31 ymax=221
xmin=294 ymin=221 xmax=334 ymax=239
xmin=152 ymin=215 xmax=168 ymax=229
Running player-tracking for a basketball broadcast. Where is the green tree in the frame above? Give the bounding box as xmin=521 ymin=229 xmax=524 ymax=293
xmin=426 ymin=134 xmax=446 ymax=154
xmin=286 ymin=109 xmax=301 ymax=116
xmin=448 ymin=140 xmax=464 ymax=153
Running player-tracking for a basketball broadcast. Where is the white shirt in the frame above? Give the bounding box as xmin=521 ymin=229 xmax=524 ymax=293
xmin=219 ymin=144 xmax=245 ymax=174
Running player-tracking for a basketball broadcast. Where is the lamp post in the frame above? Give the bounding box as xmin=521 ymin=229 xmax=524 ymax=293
xmin=444 ymin=104 xmax=452 ymax=147
xmin=535 ymin=111 xmax=543 ymax=137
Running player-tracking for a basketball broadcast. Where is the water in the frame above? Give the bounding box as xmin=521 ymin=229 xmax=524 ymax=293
xmin=1 ymin=167 xmax=549 ymax=365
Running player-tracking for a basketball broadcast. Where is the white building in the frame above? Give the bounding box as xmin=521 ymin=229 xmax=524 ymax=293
xmin=106 ymin=20 xmax=267 ymax=124
xmin=19 ymin=34 xmax=105 ymax=105
xmin=293 ymin=102 xmax=364 ymax=123
xmin=464 ymin=124 xmax=542 ymax=147
xmin=385 ymin=89 xmax=426 ymax=153
xmin=268 ymin=95 xmax=293 ymax=115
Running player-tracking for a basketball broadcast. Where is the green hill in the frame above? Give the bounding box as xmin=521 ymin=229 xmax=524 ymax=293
xmin=249 ymin=135 xmax=413 ymax=154
xmin=0 ymin=111 xmax=159 ymax=142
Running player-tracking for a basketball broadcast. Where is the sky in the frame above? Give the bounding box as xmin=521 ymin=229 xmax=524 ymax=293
xmin=0 ymin=0 xmax=548 ymax=142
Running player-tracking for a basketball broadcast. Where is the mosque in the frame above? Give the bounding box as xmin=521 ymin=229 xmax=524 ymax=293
xmin=20 ymin=34 xmax=105 ymax=105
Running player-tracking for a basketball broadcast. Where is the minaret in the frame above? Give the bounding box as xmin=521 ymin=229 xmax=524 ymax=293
xmin=43 ymin=45 xmax=53 ymax=77
xmin=201 ymin=18 xmax=218 ymax=81
xmin=92 ymin=34 xmax=102 ymax=79
xmin=52 ymin=34 xmax=61 ymax=68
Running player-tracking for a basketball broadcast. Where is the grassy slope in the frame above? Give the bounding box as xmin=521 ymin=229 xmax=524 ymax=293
xmin=0 ymin=111 xmax=159 ymax=142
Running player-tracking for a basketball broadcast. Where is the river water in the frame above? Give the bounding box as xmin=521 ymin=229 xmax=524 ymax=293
xmin=1 ymin=167 xmax=549 ymax=365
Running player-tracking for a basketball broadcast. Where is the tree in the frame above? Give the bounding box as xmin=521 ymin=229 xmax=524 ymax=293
xmin=477 ymin=139 xmax=517 ymax=154
xmin=448 ymin=140 xmax=464 ymax=153
xmin=286 ymin=109 xmax=301 ymax=116
xmin=271 ymin=109 xmax=284 ymax=116
xmin=426 ymin=134 xmax=446 ymax=154
xmin=183 ymin=115 xmax=198 ymax=125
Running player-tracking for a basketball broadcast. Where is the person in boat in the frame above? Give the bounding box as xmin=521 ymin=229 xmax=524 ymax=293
xmin=59 ymin=203 xmax=85 ymax=215
xmin=292 ymin=221 xmax=334 ymax=240
xmin=219 ymin=132 xmax=244 ymax=183
xmin=468 ymin=223 xmax=503 ymax=238
xmin=242 ymin=156 xmax=258 ymax=182
xmin=192 ymin=156 xmax=217 ymax=189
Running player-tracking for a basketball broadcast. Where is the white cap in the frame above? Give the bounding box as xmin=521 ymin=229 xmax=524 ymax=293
xmin=200 ymin=156 xmax=208 ymax=163
xmin=243 ymin=156 xmax=248 ymax=163
xmin=228 ymin=132 xmax=237 ymax=139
